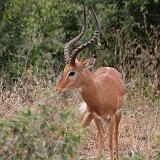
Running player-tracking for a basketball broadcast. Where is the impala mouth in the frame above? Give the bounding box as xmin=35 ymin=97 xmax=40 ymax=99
xmin=56 ymin=88 xmax=68 ymax=95
xmin=55 ymin=87 xmax=62 ymax=94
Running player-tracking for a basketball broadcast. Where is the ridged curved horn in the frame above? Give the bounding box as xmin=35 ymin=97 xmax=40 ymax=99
xmin=70 ymin=7 xmax=100 ymax=65
xmin=64 ymin=6 xmax=87 ymax=64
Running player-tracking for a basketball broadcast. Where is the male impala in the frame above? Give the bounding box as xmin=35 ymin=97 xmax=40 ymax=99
xmin=55 ymin=6 xmax=126 ymax=160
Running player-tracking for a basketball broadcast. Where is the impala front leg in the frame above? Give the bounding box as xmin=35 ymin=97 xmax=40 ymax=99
xmin=108 ymin=115 xmax=115 ymax=160
xmin=94 ymin=118 xmax=105 ymax=158
xmin=80 ymin=112 xmax=94 ymax=128
xmin=114 ymin=111 xmax=122 ymax=160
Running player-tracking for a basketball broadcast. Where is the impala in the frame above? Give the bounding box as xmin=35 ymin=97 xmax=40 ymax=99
xmin=55 ymin=6 xmax=126 ymax=160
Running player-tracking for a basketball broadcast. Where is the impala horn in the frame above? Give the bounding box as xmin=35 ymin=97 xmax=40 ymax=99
xmin=70 ymin=7 xmax=100 ymax=65
xmin=64 ymin=6 xmax=87 ymax=64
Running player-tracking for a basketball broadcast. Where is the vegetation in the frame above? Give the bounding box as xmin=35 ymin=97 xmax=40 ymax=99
xmin=0 ymin=105 xmax=81 ymax=159
xmin=0 ymin=0 xmax=160 ymax=159
xmin=1 ymin=0 xmax=160 ymax=87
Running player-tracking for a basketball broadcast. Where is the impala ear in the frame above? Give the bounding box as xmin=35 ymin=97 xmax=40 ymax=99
xmin=81 ymin=58 xmax=96 ymax=70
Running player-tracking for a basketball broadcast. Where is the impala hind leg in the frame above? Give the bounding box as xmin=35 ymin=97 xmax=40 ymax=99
xmin=114 ymin=111 xmax=122 ymax=160
xmin=94 ymin=118 xmax=105 ymax=157
xmin=108 ymin=115 xmax=115 ymax=160
xmin=80 ymin=112 xmax=93 ymax=128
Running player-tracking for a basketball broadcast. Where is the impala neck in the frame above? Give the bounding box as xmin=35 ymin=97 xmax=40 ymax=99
xmin=79 ymin=70 xmax=100 ymax=113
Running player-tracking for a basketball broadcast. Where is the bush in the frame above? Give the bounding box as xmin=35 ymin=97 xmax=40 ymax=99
xmin=0 ymin=104 xmax=81 ymax=159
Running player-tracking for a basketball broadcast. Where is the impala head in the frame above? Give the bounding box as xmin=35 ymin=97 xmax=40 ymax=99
xmin=55 ymin=6 xmax=99 ymax=93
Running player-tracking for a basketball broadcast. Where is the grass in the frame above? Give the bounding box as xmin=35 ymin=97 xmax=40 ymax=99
xmin=0 ymin=75 xmax=160 ymax=159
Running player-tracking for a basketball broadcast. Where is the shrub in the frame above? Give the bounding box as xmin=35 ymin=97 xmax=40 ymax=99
xmin=0 ymin=104 xmax=81 ymax=159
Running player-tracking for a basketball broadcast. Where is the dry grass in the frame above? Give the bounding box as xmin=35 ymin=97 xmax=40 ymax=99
xmin=0 ymin=76 xmax=160 ymax=159
xmin=120 ymin=94 xmax=160 ymax=159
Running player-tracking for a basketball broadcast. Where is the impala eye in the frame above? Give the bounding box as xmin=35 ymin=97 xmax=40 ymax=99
xmin=68 ymin=71 xmax=75 ymax=77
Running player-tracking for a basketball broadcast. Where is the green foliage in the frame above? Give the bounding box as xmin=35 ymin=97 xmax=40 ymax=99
xmin=155 ymin=132 xmax=160 ymax=160
xmin=0 ymin=0 xmax=160 ymax=93
xmin=0 ymin=104 xmax=81 ymax=159
xmin=155 ymin=132 xmax=160 ymax=144
xmin=0 ymin=0 xmax=81 ymax=82
xmin=157 ymin=149 xmax=160 ymax=160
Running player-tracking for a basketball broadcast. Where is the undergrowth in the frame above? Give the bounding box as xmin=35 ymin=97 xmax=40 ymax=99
xmin=0 ymin=104 xmax=82 ymax=160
